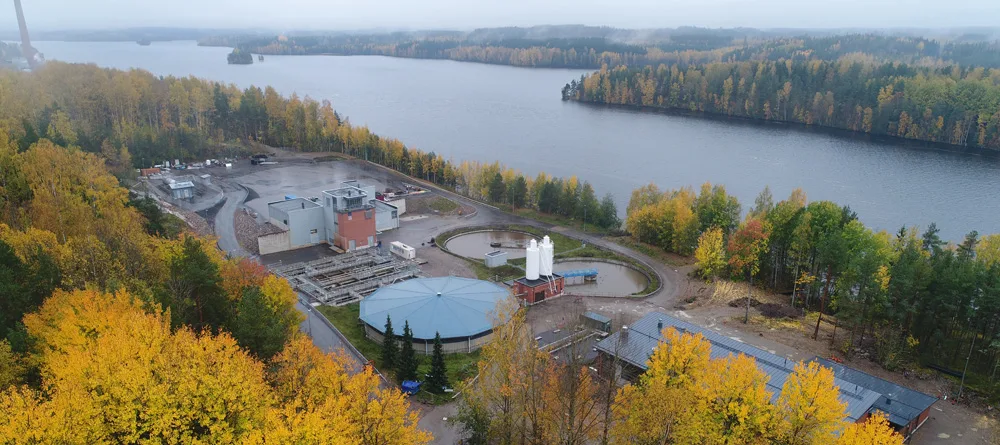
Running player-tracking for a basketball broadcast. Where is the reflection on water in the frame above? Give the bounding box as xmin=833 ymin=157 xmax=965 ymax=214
xmin=554 ymin=260 xmax=648 ymax=296
xmin=32 ymin=40 xmax=1000 ymax=240
xmin=445 ymin=231 xmax=534 ymax=259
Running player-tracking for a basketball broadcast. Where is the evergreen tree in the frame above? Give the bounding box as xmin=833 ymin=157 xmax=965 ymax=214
xmin=381 ymin=315 xmax=397 ymax=372
xmin=164 ymin=235 xmax=228 ymax=331
xmin=597 ymin=193 xmax=621 ymax=229
xmin=227 ymin=287 xmax=298 ymax=361
xmin=397 ymin=320 xmax=418 ymax=382
xmin=426 ymin=331 xmax=449 ymax=393
xmin=488 ymin=172 xmax=505 ymax=203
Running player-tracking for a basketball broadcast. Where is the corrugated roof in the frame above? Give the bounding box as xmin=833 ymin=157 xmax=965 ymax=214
xmin=360 ymin=277 xmax=510 ymax=340
xmin=594 ymin=312 xmax=881 ymax=423
xmin=810 ymin=357 xmax=937 ymax=426
xmin=583 ymin=311 xmax=611 ymax=324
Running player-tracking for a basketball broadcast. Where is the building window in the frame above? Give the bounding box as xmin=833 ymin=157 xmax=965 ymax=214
xmin=310 ymin=229 xmax=318 ymax=234
xmin=391 ymin=210 xmax=398 ymax=219
xmin=347 ymin=211 xmax=352 ymax=221
xmin=283 ymin=219 xmax=287 ymax=225
xmin=365 ymin=209 xmax=373 ymax=219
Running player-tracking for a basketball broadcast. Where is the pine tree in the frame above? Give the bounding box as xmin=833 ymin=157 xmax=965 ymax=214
xmin=427 ymin=331 xmax=448 ymax=393
xmin=381 ymin=315 xmax=397 ymax=372
xmin=397 ymin=320 xmax=418 ymax=382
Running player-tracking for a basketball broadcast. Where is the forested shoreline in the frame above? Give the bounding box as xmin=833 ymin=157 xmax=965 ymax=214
xmin=0 ymin=62 xmax=621 ymax=230
xmin=199 ymin=31 xmax=1000 ymax=70
xmin=624 ymin=181 xmax=1000 ymax=397
xmin=563 ymin=60 xmax=1000 ymax=150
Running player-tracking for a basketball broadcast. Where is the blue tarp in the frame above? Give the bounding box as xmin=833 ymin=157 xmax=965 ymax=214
xmin=401 ymin=380 xmax=421 ymax=395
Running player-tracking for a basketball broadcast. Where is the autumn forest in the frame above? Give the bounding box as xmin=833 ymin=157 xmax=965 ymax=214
xmin=3 ymin=22 xmax=1000 ymax=443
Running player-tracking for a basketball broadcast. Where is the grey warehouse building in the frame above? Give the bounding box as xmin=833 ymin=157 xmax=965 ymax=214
xmin=595 ymin=312 xmax=936 ymax=438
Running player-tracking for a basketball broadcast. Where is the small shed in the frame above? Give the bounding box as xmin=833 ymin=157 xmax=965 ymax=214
xmin=484 ymin=250 xmax=508 ymax=268
xmin=168 ymin=181 xmax=195 ymax=199
xmin=582 ymin=311 xmax=612 ymax=333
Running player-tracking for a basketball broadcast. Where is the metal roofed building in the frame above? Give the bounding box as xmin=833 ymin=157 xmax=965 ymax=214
xmin=594 ymin=312 xmax=882 ymax=424
xmin=810 ymin=357 xmax=936 ymax=438
xmin=168 ymin=180 xmax=195 ymax=199
xmin=360 ymin=277 xmax=511 ymax=354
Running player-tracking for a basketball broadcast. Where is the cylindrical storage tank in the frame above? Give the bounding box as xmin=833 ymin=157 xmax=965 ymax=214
xmin=526 ymin=239 xmax=540 ymax=280
xmin=540 ymin=236 xmax=554 ymax=276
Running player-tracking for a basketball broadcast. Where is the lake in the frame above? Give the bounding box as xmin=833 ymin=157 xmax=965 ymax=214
xmin=33 ymin=40 xmax=1000 ymax=240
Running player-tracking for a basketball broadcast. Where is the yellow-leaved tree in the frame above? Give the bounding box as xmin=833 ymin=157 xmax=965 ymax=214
xmin=836 ymin=412 xmax=904 ymax=445
xmin=607 ymin=326 xmax=899 ymax=445
xmin=610 ymin=327 xmax=712 ymax=445
xmin=776 ymin=361 xmax=847 ymax=445
xmin=694 ymin=226 xmax=726 ymax=280
xmin=0 ymin=289 xmax=430 ymax=445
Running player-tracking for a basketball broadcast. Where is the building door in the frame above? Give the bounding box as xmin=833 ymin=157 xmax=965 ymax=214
xmin=367 ymin=235 xmax=374 ymax=247
xmin=349 ymin=239 xmax=356 ymax=251
xmin=535 ymin=291 xmax=545 ymax=302
xmin=310 ymin=229 xmax=319 ymax=244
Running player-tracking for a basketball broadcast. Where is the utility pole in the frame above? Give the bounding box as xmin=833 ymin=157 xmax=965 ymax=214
xmin=959 ymin=333 xmax=977 ymax=398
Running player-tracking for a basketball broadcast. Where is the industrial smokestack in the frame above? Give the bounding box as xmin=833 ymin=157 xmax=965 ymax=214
xmin=13 ymin=0 xmax=41 ymax=69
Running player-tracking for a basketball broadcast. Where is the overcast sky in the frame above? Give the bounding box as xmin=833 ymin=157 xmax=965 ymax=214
xmin=6 ymin=0 xmax=1000 ymax=32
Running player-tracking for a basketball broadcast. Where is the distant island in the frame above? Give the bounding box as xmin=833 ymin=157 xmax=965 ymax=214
xmin=136 ymin=39 xmax=151 ymax=46
xmin=227 ymin=48 xmax=252 ymax=65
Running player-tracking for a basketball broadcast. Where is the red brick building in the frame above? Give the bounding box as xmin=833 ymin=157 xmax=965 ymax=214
xmin=513 ymin=274 xmax=564 ymax=304
xmin=322 ymin=186 xmax=377 ymax=251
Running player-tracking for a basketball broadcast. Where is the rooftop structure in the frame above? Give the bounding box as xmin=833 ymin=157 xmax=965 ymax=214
xmin=595 ymin=312 xmax=884 ymax=424
xmin=324 ymin=185 xmax=373 ymax=213
xmin=359 ymin=277 xmax=511 ymax=353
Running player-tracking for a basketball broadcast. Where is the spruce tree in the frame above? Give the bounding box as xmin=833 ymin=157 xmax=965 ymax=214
xmin=397 ymin=320 xmax=418 ymax=382
xmin=427 ymin=331 xmax=449 ymax=393
xmin=381 ymin=315 xmax=397 ymax=372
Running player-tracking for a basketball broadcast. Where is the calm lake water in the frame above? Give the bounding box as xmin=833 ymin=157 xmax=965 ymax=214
xmin=34 ymin=40 xmax=1000 ymax=240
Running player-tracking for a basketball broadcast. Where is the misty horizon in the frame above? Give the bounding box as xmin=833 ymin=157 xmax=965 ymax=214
xmin=4 ymin=0 xmax=1000 ymax=34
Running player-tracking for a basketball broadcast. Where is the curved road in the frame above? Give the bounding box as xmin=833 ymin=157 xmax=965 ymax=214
xmin=212 ymin=160 xmax=681 ymax=445
xmin=215 ymin=181 xmax=250 ymax=257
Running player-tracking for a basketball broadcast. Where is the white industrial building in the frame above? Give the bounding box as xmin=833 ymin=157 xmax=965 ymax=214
xmin=259 ymin=181 xmax=404 ymax=254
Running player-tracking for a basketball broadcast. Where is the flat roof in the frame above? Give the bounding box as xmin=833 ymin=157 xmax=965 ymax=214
xmin=168 ymin=181 xmax=194 ymax=190
xmin=810 ymin=357 xmax=937 ymax=427
xmin=595 ymin=312 xmax=882 ymax=423
xmin=514 ymin=274 xmax=563 ymax=287
xmin=269 ymin=198 xmax=321 ymax=212
xmin=583 ymin=311 xmax=611 ymax=324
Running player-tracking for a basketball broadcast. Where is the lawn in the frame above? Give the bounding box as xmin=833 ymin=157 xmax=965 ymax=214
xmin=317 ymin=303 xmax=481 ymax=403
xmin=428 ymin=196 xmax=459 ymax=213
xmin=512 ymin=208 xmax=610 ymax=235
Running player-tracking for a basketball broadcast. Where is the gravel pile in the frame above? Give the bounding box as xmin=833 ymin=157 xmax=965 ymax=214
xmin=234 ymin=209 xmax=264 ymax=255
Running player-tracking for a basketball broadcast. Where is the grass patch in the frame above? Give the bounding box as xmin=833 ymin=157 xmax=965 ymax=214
xmin=512 ymin=208 xmax=610 ymax=235
xmin=609 ymin=236 xmax=689 ymax=267
xmin=317 ymin=303 xmax=480 ymax=404
xmin=428 ymin=196 xmax=459 ymax=213
xmin=471 ymin=261 xmax=523 ymax=282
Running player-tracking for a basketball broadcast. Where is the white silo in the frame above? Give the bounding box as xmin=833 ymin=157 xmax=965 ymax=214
xmin=526 ymin=239 xmax=540 ymax=280
xmin=540 ymin=235 xmax=554 ymax=276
